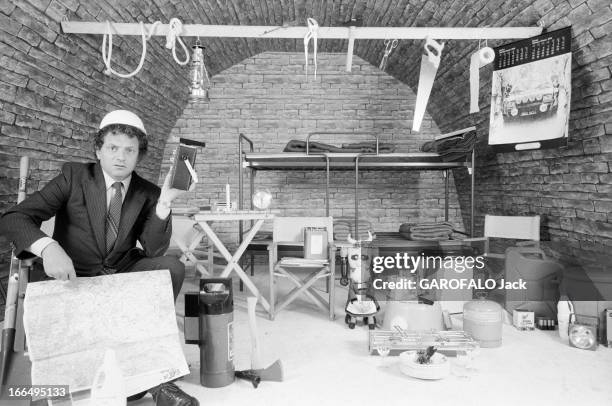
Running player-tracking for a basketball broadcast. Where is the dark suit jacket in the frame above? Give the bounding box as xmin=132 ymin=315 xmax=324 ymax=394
xmin=0 ymin=162 xmax=171 ymax=276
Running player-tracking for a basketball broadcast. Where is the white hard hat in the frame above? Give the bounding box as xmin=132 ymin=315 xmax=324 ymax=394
xmin=99 ymin=110 xmax=147 ymax=135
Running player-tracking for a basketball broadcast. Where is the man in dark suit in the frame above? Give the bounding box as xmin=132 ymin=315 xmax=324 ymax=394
xmin=0 ymin=110 xmax=199 ymax=405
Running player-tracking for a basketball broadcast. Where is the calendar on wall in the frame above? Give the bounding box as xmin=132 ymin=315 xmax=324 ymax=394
xmin=489 ymin=27 xmax=572 ymax=151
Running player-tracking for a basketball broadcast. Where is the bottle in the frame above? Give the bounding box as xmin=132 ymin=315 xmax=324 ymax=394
xmin=557 ymin=296 xmax=573 ymax=344
xmin=89 ymin=349 xmax=126 ymax=406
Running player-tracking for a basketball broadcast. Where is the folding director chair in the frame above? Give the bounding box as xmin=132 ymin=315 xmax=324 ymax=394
xmin=479 ymin=215 xmax=541 ymax=258
xmin=466 ymin=214 xmax=541 ymax=278
xmin=268 ymin=217 xmax=335 ymax=321
xmin=170 ymin=214 xmax=213 ymax=277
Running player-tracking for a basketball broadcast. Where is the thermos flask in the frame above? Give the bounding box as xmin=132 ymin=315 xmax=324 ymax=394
xmin=199 ymin=278 xmax=234 ymax=387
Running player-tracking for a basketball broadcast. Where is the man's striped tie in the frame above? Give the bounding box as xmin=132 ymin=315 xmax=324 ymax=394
xmin=105 ymin=181 xmax=122 ymax=256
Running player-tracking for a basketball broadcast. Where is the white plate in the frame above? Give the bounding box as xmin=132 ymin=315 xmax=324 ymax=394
xmin=398 ymin=351 xmax=450 ymax=380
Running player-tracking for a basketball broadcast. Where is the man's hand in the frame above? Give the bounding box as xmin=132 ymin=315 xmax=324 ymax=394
xmin=41 ymin=242 xmax=77 ymax=281
xmin=158 ymin=170 xmax=197 ymax=205
xmin=158 ymin=152 xmax=198 ymax=206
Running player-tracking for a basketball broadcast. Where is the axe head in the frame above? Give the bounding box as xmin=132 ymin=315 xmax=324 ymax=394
xmin=255 ymin=359 xmax=284 ymax=382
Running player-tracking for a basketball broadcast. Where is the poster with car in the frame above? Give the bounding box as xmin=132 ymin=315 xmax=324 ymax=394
xmin=489 ymin=27 xmax=571 ymax=151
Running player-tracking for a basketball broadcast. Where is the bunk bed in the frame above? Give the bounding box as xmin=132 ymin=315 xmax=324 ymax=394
xmin=238 ymin=131 xmax=476 ymax=248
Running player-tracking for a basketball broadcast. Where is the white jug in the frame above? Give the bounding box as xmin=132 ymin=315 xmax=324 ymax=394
xmin=557 ymin=297 xmax=573 ymax=344
xmin=89 ymin=349 xmax=126 ymax=406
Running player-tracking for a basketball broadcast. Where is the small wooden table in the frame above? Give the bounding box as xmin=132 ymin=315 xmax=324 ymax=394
xmin=193 ymin=211 xmax=274 ymax=314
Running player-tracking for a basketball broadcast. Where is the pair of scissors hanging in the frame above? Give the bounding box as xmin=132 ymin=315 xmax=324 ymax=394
xmin=379 ymin=39 xmax=398 ymax=71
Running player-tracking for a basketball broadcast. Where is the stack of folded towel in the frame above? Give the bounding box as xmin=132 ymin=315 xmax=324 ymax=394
xmin=252 ymin=231 xmax=273 ymax=241
xmin=420 ymin=131 xmax=478 ymax=161
xmin=399 ymin=222 xmax=454 ymax=241
xmin=333 ymin=217 xmax=375 ymax=241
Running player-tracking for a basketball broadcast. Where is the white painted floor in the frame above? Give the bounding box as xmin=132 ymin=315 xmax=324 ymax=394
xmin=130 ymin=265 xmax=612 ymax=406
xmin=4 ymin=264 xmax=610 ymax=406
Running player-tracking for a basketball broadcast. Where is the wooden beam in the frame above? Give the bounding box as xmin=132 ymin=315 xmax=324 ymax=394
xmin=61 ymin=21 xmax=543 ymax=40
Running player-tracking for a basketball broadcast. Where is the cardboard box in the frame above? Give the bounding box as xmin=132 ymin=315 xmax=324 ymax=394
xmin=304 ymin=227 xmax=328 ymax=260
xmin=513 ymin=309 xmax=535 ymax=330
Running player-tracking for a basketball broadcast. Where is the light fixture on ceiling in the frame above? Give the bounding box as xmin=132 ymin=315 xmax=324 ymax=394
xmin=189 ymin=39 xmax=210 ymax=100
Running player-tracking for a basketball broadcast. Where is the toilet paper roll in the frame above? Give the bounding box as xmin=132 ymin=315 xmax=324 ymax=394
xmin=469 ymin=47 xmax=495 ymax=113
xmin=477 ymin=47 xmax=495 ymax=66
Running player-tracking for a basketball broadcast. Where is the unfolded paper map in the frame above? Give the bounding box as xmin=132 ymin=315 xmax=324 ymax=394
xmin=23 ymin=270 xmax=189 ymax=396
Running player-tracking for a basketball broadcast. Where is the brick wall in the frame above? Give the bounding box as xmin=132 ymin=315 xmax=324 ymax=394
xmin=3 ymin=0 xmax=610 ymax=277
xmin=0 ymin=0 xmax=192 ymax=267
xmin=163 ymin=53 xmax=466 ymax=245
xmin=420 ymin=0 xmax=612 ymax=265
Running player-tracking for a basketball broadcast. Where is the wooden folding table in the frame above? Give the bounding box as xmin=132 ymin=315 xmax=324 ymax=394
xmin=193 ymin=211 xmax=274 ymax=315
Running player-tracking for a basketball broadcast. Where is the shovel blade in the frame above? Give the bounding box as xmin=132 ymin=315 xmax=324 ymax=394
xmin=0 ymin=351 xmax=31 ymax=405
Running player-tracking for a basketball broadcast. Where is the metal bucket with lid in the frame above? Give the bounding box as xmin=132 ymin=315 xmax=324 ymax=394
xmin=463 ymin=297 xmax=503 ymax=348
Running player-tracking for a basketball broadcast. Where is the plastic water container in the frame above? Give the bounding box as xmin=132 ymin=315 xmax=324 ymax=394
xmin=89 ymin=349 xmax=126 ymax=406
xmin=504 ymin=245 xmax=562 ymax=318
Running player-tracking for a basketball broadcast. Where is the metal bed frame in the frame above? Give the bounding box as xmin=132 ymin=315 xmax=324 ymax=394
xmin=238 ymin=132 xmax=476 ymax=238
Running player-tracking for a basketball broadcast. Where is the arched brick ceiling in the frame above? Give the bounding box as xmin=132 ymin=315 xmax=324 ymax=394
xmin=87 ymin=0 xmax=546 ymax=132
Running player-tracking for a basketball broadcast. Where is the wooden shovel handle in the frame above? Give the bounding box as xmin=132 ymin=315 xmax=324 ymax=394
xmin=247 ymin=296 xmax=262 ymax=369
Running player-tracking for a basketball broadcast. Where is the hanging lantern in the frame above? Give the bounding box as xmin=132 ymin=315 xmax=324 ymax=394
xmin=189 ymin=40 xmax=210 ymax=100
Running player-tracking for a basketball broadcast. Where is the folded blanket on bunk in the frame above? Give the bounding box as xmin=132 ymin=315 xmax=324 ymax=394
xmin=252 ymin=231 xmax=273 ymax=241
xmin=409 ymin=221 xmax=454 ymax=232
xmin=284 ymin=140 xmax=344 ymax=153
xmin=399 ymin=222 xmax=454 ymax=240
xmin=283 ymin=140 xmax=396 ymax=153
xmin=420 ymin=131 xmax=478 ymax=162
xmin=335 ymin=231 xmax=375 ymax=241
xmin=408 ymin=234 xmax=451 ymax=241
xmin=333 ymin=217 xmax=375 ymax=241
xmin=341 ymin=142 xmax=395 ymax=153
xmin=398 ymin=223 xmax=413 ymax=236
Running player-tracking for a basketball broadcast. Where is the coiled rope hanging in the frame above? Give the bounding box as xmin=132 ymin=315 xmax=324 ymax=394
xmin=166 ymin=18 xmax=190 ymax=65
xmin=102 ymin=18 xmax=190 ymax=78
xmin=102 ymin=21 xmax=149 ymax=78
